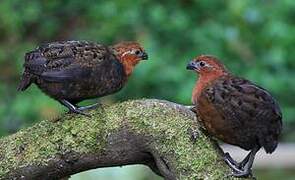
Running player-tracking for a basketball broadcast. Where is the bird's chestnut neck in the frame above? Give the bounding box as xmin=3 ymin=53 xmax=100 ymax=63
xmin=192 ymin=71 xmax=228 ymax=104
xmin=111 ymin=45 xmax=140 ymax=77
xmin=117 ymin=55 xmax=140 ymax=76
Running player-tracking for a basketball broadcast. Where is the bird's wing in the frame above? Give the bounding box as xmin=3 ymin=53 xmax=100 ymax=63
xmin=24 ymin=41 xmax=113 ymax=82
xmin=40 ymin=65 xmax=92 ymax=82
xmin=203 ymin=76 xmax=282 ymax=128
xmin=204 ymin=76 xmax=282 ymax=153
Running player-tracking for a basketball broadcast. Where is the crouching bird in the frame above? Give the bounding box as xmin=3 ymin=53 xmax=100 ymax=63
xmin=18 ymin=40 xmax=148 ymax=115
xmin=186 ymin=55 xmax=282 ymax=177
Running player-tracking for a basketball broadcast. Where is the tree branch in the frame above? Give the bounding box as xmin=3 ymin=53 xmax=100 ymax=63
xmin=0 ymin=99 xmax=252 ymax=180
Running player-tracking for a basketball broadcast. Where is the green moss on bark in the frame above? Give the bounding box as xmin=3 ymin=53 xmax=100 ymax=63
xmin=0 ymin=99 xmax=250 ymax=180
xmin=108 ymin=99 xmax=232 ymax=179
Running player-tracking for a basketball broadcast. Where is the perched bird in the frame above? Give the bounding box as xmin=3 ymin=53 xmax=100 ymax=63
xmin=18 ymin=40 xmax=148 ymax=115
xmin=186 ymin=55 xmax=282 ymax=177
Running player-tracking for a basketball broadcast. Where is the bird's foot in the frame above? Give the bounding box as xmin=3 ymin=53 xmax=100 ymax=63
xmin=59 ymin=99 xmax=91 ymax=117
xmin=69 ymin=108 xmax=91 ymax=117
xmin=227 ymin=168 xmax=254 ymax=178
xmin=224 ymin=146 xmax=259 ymax=178
xmin=78 ymin=103 xmax=100 ymax=111
xmin=224 ymin=153 xmax=254 ymax=178
xmin=223 ymin=164 xmax=254 ymax=178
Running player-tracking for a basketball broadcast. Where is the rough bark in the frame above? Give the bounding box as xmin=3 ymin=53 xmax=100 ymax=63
xmin=0 ymin=99 xmax=253 ymax=180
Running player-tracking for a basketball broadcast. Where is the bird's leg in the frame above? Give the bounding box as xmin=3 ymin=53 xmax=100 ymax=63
xmin=224 ymin=152 xmax=242 ymax=172
xmin=238 ymin=150 xmax=252 ymax=169
xmin=231 ymin=146 xmax=259 ymax=177
xmin=224 ymin=151 xmax=251 ymax=169
xmin=224 ymin=152 xmax=239 ymax=167
xmin=228 ymin=146 xmax=260 ymax=177
xmin=77 ymin=103 xmax=100 ymax=111
xmin=59 ymin=99 xmax=90 ymax=116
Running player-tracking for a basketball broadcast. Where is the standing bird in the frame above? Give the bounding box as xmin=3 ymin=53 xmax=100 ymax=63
xmin=18 ymin=40 xmax=148 ymax=115
xmin=186 ymin=55 xmax=282 ymax=177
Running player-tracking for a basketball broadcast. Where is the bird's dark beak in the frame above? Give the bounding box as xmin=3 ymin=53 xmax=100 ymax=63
xmin=186 ymin=61 xmax=197 ymax=70
xmin=141 ymin=52 xmax=148 ymax=60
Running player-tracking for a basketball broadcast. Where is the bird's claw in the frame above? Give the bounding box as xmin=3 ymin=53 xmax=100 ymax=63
xmin=59 ymin=99 xmax=95 ymax=117
xmin=69 ymin=108 xmax=91 ymax=117
xmin=224 ymin=167 xmax=254 ymax=179
xmin=231 ymin=169 xmax=253 ymax=178
xmin=77 ymin=103 xmax=100 ymax=111
xmin=74 ymin=103 xmax=101 ymax=117
xmin=223 ymin=152 xmax=254 ymax=178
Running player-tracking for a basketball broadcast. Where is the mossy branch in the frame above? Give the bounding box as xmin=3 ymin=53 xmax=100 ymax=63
xmin=0 ymin=99 xmax=252 ymax=180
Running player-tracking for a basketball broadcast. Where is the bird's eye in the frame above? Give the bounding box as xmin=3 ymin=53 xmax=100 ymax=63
xmin=199 ymin=61 xmax=206 ymax=67
xmin=135 ymin=50 xmax=141 ymax=55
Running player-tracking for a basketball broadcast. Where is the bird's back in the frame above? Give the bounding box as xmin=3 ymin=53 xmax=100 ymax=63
xmin=18 ymin=40 xmax=126 ymax=102
xmin=197 ymin=75 xmax=282 ymax=153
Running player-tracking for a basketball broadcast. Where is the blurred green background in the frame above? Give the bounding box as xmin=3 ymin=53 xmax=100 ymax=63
xmin=0 ymin=0 xmax=294 ymax=179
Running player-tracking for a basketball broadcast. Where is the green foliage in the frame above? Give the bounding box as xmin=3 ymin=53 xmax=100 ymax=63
xmin=2 ymin=0 xmax=294 ymax=138
xmin=0 ymin=1 xmax=294 ymax=134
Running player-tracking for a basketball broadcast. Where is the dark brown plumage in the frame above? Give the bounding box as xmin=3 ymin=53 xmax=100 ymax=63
xmin=18 ymin=40 xmax=148 ymax=115
xmin=187 ymin=55 xmax=282 ymax=177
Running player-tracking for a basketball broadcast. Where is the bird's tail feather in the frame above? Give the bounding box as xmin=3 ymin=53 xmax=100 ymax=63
xmin=259 ymin=135 xmax=278 ymax=154
xmin=17 ymin=71 xmax=34 ymax=91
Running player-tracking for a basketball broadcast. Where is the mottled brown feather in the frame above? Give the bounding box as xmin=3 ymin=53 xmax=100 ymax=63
xmin=197 ymin=75 xmax=282 ymax=153
xmin=18 ymin=40 xmax=146 ymax=105
xmin=190 ymin=55 xmax=282 ymax=154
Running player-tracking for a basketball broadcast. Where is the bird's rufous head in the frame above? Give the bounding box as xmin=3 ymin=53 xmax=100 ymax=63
xmin=186 ymin=55 xmax=228 ymax=77
xmin=112 ymin=41 xmax=148 ymax=76
xmin=187 ymin=55 xmax=229 ymax=104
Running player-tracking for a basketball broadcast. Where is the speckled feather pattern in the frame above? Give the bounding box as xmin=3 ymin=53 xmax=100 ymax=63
xmin=197 ymin=74 xmax=282 ymax=153
xmin=18 ymin=40 xmax=127 ymax=103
